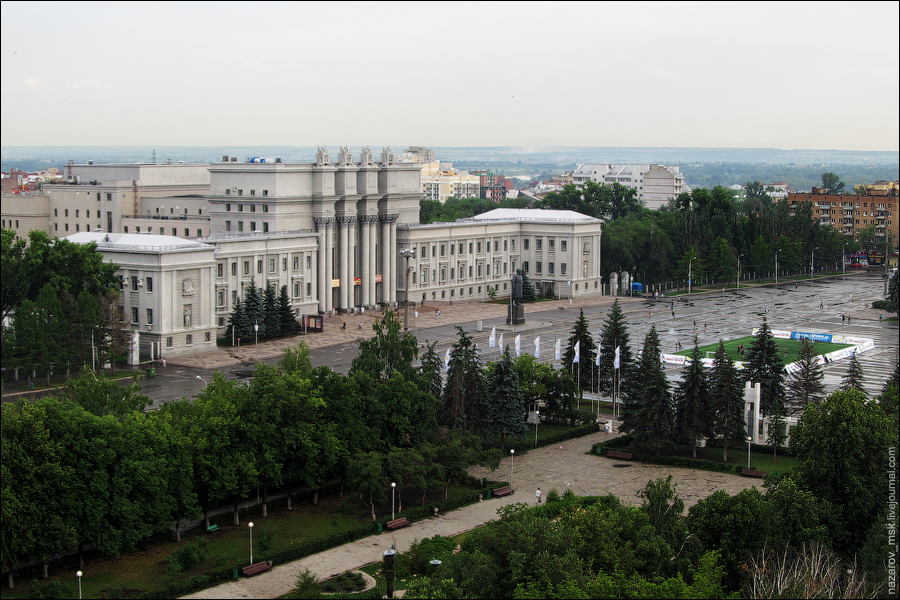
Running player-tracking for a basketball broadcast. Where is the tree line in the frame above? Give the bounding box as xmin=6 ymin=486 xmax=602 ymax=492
xmin=0 ymin=310 xmax=589 ymax=588
xmin=225 ymin=279 xmax=301 ymax=342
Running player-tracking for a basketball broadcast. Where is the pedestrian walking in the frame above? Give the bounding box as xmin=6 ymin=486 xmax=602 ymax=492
xmin=820 ymin=300 xmax=824 ymax=310
xmin=672 ymin=310 xmax=675 ymax=319
xmin=358 ymin=321 xmax=362 ymax=331
xmin=765 ymin=305 xmax=769 ymax=314
xmin=535 ymin=488 xmax=542 ymax=504
xmin=847 ymin=315 xmax=851 ymax=324
xmin=162 ymin=358 xmax=166 ymax=370
xmin=693 ymin=320 xmax=697 ymax=329
xmin=649 ymin=307 xmax=652 ymax=317
xmin=842 ymin=314 xmax=845 ymax=323
xmin=880 ymin=311 xmax=883 ymax=320
xmin=605 ymin=420 xmax=613 ymax=435
xmin=341 ymin=321 xmax=346 ymax=330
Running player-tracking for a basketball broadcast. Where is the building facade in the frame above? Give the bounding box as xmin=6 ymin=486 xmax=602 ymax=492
xmin=572 ymin=164 xmax=689 ymax=210
xmin=786 ymin=189 xmax=898 ymax=249
xmin=418 ymin=162 xmax=481 ymax=203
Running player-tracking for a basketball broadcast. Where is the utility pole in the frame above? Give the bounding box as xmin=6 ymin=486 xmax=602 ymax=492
xmin=399 ymin=248 xmax=415 ymax=332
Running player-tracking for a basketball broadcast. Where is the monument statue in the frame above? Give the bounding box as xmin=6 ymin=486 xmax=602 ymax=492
xmin=511 ymin=269 xmax=524 ymax=305
xmin=507 ymin=269 xmax=526 ymax=325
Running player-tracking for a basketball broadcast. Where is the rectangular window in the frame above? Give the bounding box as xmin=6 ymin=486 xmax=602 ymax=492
xmin=420 ymin=246 xmax=426 ymax=258
xmin=146 ymin=277 xmax=153 ymax=292
xmin=205 ymin=332 xmax=211 ymax=343
xmin=146 ymin=309 xmax=154 ymax=325
xmin=238 ymin=204 xmax=243 ymax=211
xmin=186 ymin=334 xmax=193 ymax=345
xmin=469 ymin=242 xmax=473 ymax=254
xmin=131 ymin=307 xmax=139 ymax=323
xmin=184 ymin=228 xmax=189 ymax=237
xmin=561 ymin=263 xmax=567 ymax=275
xmin=450 ymin=244 xmax=454 ymax=256
xmin=494 ymin=241 xmax=498 ymax=252
xmin=269 ymin=258 xmax=275 ymax=272
xmin=238 ymin=221 xmax=244 ymax=232
xmin=523 ymin=261 xmax=529 ymax=273
xmin=232 ymin=290 xmax=238 ymax=305
xmin=226 ymin=189 xmax=231 ymax=196
xmin=217 ymin=290 xmax=225 ymax=306
xmin=536 ymin=239 xmax=542 ymax=251
xmin=294 ymin=283 xmax=300 ymax=297
xmin=197 ymin=229 xmax=202 ymax=237
xmin=65 ymin=209 xmax=69 ymax=217
xmin=306 ymin=282 xmax=311 ymax=296
xmin=243 ymin=261 xmax=250 ymax=275
xmin=511 ymin=239 xmax=516 ymax=252
xmin=561 ymin=240 xmax=567 ymax=251
xmin=250 ymin=222 xmax=256 ymax=232
xmin=504 ymin=240 xmax=508 ymax=251
xmin=106 ymin=193 xmax=112 ymax=202
xmin=432 ymin=246 xmax=436 ymax=257
xmin=166 ymin=337 xmax=173 ymax=348
xmin=293 ymin=256 xmax=299 ymax=270
xmin=231 ymin=262 xmax=237 ymax=276
xmin=536 ymin=262 xmax=542 ymax=274
xmin=257 ymin=260 xmax=263 ymax=273
xmin=524 ymin=238 xmax=530 ymax=250
xmin=549 ymin=239 xmax=555 ymax=251
xmin=131 ymin=276 xmax=139 ymax=290
xmin=469 ymin=266 xmax=473 ymax=277
xmin=282 ymin=257 xmax=287 ymax=271
xmin=549 ymin=263 xmax=555 ymax=275
xmin=263 ymin=222 xmax=269 ymax=233
xmin=459 ymin=243 xmax=464 ymax=254
xmin=226 ymin=204 xmax=231 ymax=211
xmin=477 ymin=242 xmax=482 ymax=253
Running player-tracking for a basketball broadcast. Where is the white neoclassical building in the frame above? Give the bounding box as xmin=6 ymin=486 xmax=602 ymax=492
xmin=58 ymin=148 xmax=606 ymax=358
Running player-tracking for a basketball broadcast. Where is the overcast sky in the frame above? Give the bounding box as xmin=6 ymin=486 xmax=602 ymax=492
xmin=1 ymin=1 xmax=897 ymax=151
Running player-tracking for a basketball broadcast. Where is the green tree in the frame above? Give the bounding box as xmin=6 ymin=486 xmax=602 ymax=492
xmin=61 ymin=368 xmax=148 ymax=419
xmin=278 ymin=285 xmax=301 ymax=335
xmin=243 ymin=279 xmax=264 ymax=338
xmin=790 ymin=388 xmax=897 ymax=553
xmin=839 ymin=352 xmax=865 ymax=394
xmin=820 ymin=172 xmax=845 ymax=195
xmin=418 ymin=341 xmax=443 ymax=401
xmin=784 ymin=338 xmax=826 ymax=414
xmin=620 ymin=325 xmax=674 ymax=454
xmin=562 ymin=309 xmax=597 ymax=395
xmin=708 ymin=341 xmax=746 ymax=462
xmin=345 ymin=451 xmax=385 ymax=521
xmin=765 ymin=400 xmax=788 ymax=459
xmin=440 ymin=327 xmax=489 ymax=437
xmin=278 ymin=340 xmax=313 ymax=376
xmin=887 ymin=270 xmax=898 ymax=313
xmin=675 ymin=337 xmax=712 ymax=458
xmin=149 ymin=402 xmax=200 ymax=542
xmin=743 ymin=317 xmax=785 ymax=415
xmin=707 ymin=237 xmax=736 ymax=282
xmin=521 ymin=270 xmax=536 ymax=302
xmin=263 ymin=284 xmax=280 ymax=338
xmin=487 ymin=350 xmax=526 ymax=448
xmin=597 ymin=299 xmax=633 ymax=396
xmin=350 ymin=309 xmax=418 ymax=381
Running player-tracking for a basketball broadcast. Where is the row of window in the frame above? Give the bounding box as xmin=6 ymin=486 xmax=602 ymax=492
xmin=420 ymin=283 xmax=508 ymax=302
xmin=224 ymin=190 xmax=268 ymax=197
xmin=521 ymin=261 xmax=566 ymax=275
xmin=120 ymin=275 xmax=154 ymax=292
xmin=523 ymin=239 xmax=567 ymax=252
xmin=215 ymin=281 xmax=312 ymax=308
xmin=216 ymin=255 xmax=312 ymax=278
xmin=416 ymin=260 xmax=568 ymax=284
xmin=224 ymin=221 xmax=269 ymax=233
xmin=121 ymin=226 xmax=203 ymax=236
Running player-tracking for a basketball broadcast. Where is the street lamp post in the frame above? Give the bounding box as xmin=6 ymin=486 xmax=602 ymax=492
xmin=254 ymin=321 xmax=259 ymax=361
xmin=811 ymin=247 xmax=818 ymax=284
xmin=747 ymin=436 xmax=752 ymax=470
xmin=774 ymin=250 xmax=780 ymax=289
xmin=391 ymin=482 xmax=396 ymax=521
xmin=843 ymin=242 xmax=848 ymax=280
xmin=76 ymin=571 xmax=82 ymax=600
xmin=509 ymin=449 xmax=514 ymax=488
xmin=249 ymin=522 xmax=254 ymax=565
xmin=534 ymin=410 xmax=540 ymax=447
xmin=196 ymin=375 xmax=208 ymax=388
xmin=399 ymin=248 xmax=415 ymax=332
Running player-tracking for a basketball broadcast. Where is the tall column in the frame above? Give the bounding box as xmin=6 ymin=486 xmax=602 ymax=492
xmin=389 ymin=217 xmax=398 ymax=304
xmin=360 ymin=217 xmax=371 ymax=307
xmin=368 ymin=218 xmax=377 ymax=307
xmin=339 ymin=217 xmax=351 ymax=311
xmin=380 ymin=215 xmax=390 ymax=305
xmin=315 ymin=218 xmax=334 ymax=314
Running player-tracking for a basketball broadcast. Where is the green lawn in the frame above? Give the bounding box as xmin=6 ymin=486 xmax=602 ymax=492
xmin=609 ymin=442 xmax=797 ymax=474
xmin=673 ymin=335 xmax=853 ymax=364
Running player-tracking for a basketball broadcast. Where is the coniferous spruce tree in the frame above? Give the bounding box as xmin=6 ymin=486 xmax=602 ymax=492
xmin=597 ymin=299 xmax=634 ymax=396
xmin=743 ymin=317 xmax=785 ymax=415
xmin=562 ymin=308 xmax=597 ymax=395
xmin=785 ymin=338 xmax=826 ymax=414
xmin=521 ymin=272 xmax=536 ymax=302
xmin=263 ymin=284 xmax=280 ymax=339
xmin=243 ymin=280 xmax=265 ymax=339
xmin=709 ymin=340 xmax=745 ymax=462
xmin=620 ymin=324 xmax=674 ymax=454
xmin=227 ymin=298 xmax=253 ymax=342
xmin=440 ymin=327 xmax=489 ymax=437
xmin=675 ymin=336 xmax=712 ymax=458
xmin=418 ymin=341 xmax=443 ymax=401
xmin=488 ymin=350 xmax=526 ymax=449
xmin=278 ymin=286 xmax=301 ymax=336
xmin=839 ymin=352 xmax=865 ymax=394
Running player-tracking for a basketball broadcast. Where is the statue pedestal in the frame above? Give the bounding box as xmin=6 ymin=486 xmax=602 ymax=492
xmin=507 ymin=303 xmax=525 ymax=325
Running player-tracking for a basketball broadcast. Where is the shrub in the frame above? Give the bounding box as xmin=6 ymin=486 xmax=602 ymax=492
xmin=165 ymin=537 xmax=210 ymax=576
xmin=402 ymin=535 xmax=458 ymax=576
xmin=255 ymin=527 xmax=274 ymax=553
xmin=545 ymin=488 xmax=562 ymax=503
xmin=29 ymin=579 xmax=74 ymax=599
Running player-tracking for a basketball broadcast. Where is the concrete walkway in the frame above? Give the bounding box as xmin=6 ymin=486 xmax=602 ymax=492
xmin=184 ymin=429 xmax=762 ymax=599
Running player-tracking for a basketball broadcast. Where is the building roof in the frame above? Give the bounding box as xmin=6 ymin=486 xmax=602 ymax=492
xmin=65 ymin=232 xmax=212 ymax=251
xmin=470 ymin=208 xmax=600 ymax=222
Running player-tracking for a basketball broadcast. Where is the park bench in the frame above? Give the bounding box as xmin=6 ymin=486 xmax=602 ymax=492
xmin=607 ymin=450 xmax=633 ymax=460
xmin=206 ymin=524 xmax=219 ymax=533
xmin=241 ymin=561 xmax=272 ymax=577
xmin=493 ymin=485 xmax=515 ymax=497
xmin=387 ymin=517 xmax=411 ymax=530
xmin=741 ymin=468 xmax=766 ymax=478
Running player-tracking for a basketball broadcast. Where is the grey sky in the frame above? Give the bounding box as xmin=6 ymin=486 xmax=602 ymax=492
xmin=2 ymin=1 xmax=897 ymax=151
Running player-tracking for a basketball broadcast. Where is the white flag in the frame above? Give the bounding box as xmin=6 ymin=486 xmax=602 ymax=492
xmin=534 ymin=336 xmax=541 ymax=358
xmin=573 ymin=340 xmax=580 ymax=363
xmin=444 ymin=347 xmax=451 ymax=372
xmin=595 ymin=345 xmax=602 ymax=366
xmin=515 ymin=334 xmax=521 ymax=357
xmin=614 ymin=346 xmax=621 ymax=369
xmin=555 ymin=339 xmax=562 ymax=361
xmin=488 ymin=326 xmax=497 ymax=348
xmin=499 ymin=333 xmax=504 ymax=352
xmin=414 ymin=310 xmax=418 ymax=319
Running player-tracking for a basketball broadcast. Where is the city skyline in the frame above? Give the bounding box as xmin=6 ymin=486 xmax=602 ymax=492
xmin=1 ymin=1 xmax=898 ymax=151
